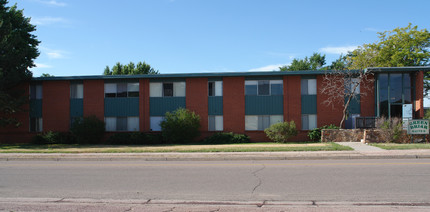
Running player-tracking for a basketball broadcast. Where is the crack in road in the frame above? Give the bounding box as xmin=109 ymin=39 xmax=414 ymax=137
xmin=251 ymin=164 xmax=266 ymax=194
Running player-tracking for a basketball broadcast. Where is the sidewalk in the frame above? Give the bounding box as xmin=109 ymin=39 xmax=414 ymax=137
xmin=1 ymin=142 xmax=430 ymax=161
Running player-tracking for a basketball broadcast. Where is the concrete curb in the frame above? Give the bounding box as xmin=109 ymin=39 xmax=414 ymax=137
xmin=1 ymin=150 xmax=430 ymax=161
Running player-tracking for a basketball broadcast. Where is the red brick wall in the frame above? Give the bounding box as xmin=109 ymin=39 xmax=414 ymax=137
xmin=0 ymin=83 xmax=32 ymax=143
xmin=317 ymin=75 xmax=344 ymax=127
xmin=415 ymin=71 xmax=424 ymax=118
xmin=186 ymin=78 xmax=208 ymax=132
xmin=83 ymin=80 xmax=104 ymax=120
xmin=223 ymin=77 xmax=245 ymax=133
xmin=284 ymin=76 xmax=302 ymax=129
xmin=140 ymin=79 xmax=150 ymax=131
xmin=360 ymin=74 xmax=375 ymax=117
xmin=42 ymin=81 xmax=70 ymax=132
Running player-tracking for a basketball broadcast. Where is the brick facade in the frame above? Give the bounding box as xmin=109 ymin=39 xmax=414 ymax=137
xmin=42 ymin=81 xmax=70 ymax=132
xmin=186 ymin=78 xmax=209 ymax=132
xmin=317 ymin=75 xmax=344 ymax=127
xmin=223 ymin=77 xmax=245 ymax=134
xmin=83 ymin=80 xmax=104 ymax=120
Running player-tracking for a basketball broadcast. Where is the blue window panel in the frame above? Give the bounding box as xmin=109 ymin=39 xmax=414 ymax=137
xmin=29 ymin=99 xmax=42 ymax=117
xmin=346 ymin=96 xmax=361 ymax=114
xmin=70 ymin=99 xmax=83 ymax=117
xmin=149 ymin=97 xmax=186 ymax=116
xmin=104 ymin=98 xmax=139 ymax=117
xmin=271 ymin=83 xmax=283 ymax=95
xmin=208 ymin=96 xmax=223 ymax=115
xmin=301 ymin=95 xmax=317 ymax=114
xmin=245 ymin=96 xmax=283 ymax=115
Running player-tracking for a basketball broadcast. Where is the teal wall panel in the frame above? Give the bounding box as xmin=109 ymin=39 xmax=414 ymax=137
xmin=245 ymin=96 xmax=283 ymax=115
xmin=150 ymin=97 xmax=186 ymax=116
xmin=70 ymin=99 xmax=83 ymax=117
xmin=29 ymin=100 xmax=42 ymax=117
xmin=208 ymin=96 xmax=223 ymax=115
xmin=346 ymin=96 xmax=361 ymax=114
xmin=301 ymin=95 xmax=317 ymax=114
xmin=104 ymin=98 xmax=139 ymax=116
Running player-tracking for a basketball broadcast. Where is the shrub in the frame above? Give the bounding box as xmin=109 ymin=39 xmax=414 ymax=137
xmin=376 ymin=117 xmax=403 ymax=143
xmin=106 ymin=132 xmax=164 ymax=145
xmin=70 ymin=116 xmax=105 ymax=144
xmin=160 ymin=108 xmax=200 ymax=144
xmin=203 ymin=132 xmax=250 ymax=144
xmin=308 ymin=124 xmax=340 ymax=142
xmin=32 ymin=131 xmax=76 ymax=145
xmin=264 ymin=121 xmax=298 ymax=143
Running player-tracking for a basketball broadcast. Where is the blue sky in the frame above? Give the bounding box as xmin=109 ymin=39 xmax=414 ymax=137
xmin=8 ymin=0 xmax=430 ymax=77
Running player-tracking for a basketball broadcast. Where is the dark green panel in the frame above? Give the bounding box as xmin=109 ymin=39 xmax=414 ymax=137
xmin=301 ymin=75 xmax=316 ymax=79
xmin=301 ymin=95 xmax=317 ymax=114
xmin=104 ymin=98 xmax=139 ymax=116
xmin=29 ymin=100 xmax=42 ymax=117
xmin=208 ymin=96 xmax=223 ymax=115
xmin=245 ymin=76 xmax=283 ymax=80
xmin=208 ymin=77 xmax=223 ymax=81
xmin=150 ymin=97 xmax=186 ymax=116
xmin=70 ymin=99 xmax=83 ymax=117
xmin=245 ymin=96 xmax=283 ymax=115
xmin=346 ymin=96 xmax=361 ymax=114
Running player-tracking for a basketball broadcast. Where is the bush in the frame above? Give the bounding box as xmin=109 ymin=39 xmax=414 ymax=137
xmin=106 ymin=132 xmax=164 ymax=145
xmin=203 ymin=132 xmax=250 ymax=144
xmin=376 ymin=117 xmax=403 ymax=143
xmin=70 ymin=116 xmax=105 ymax=144
xmin=308 ymin=124 xmax=340 ymax=142
xmin=264 ymin=121 xmax=298 ymax=143
xmin=32 ymin=131 xmax=76 ymax=145
xmin=160 ymin=108 xmax=200 ymax=144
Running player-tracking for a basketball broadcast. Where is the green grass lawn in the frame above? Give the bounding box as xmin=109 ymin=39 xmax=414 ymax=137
xmin=0 ymin=142 xmax=352 ymax=153
xmin=370 ymin=143 xmax=430 ymax=150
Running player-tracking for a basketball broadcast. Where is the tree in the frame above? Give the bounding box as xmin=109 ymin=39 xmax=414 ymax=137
xmin=104 ymin=61 xmax=159 ymax=75
xmin=280 ymin=52 xmax=326 ymax=71
xmin=347 ymin=23 xmax=430 ymax=93
xmin=0 ymin=0 xmax=40 ymax=127
xmin=320 ymin=69 xmax=374 ymax=128
xmin=40 ymin=73 xmax=53 ymax=77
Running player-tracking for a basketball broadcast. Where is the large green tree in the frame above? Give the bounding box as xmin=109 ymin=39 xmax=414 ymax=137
xmin=279 ymin=52 xmax=326 ymax=71
xmin=104 ymin=61 xmax=159 ymax=75
xmin=0 ymin=0 xmax=40 ymax=127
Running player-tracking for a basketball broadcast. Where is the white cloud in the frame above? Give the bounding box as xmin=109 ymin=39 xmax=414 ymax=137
xmin=31 ymin=17 xmax=67 ymax=26
xmin=40 ymin=47 xmax=69 ymax=59
xmin=36 ymin=0 xmax=67 ymax=7
xmin=34 ymin=63 xmax=52 ymax=68
xmin=248 ymin=64 xmax=288 ymax=72
xmin=319 ymin=45 xmax=358 ymax=55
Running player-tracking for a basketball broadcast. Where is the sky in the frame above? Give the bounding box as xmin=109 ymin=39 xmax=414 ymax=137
xmin=7 ymin=0 xmax=430 ymax=77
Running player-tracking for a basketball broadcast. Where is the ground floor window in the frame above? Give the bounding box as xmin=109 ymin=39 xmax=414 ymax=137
xmin=301 ymin=114 xmax=317 ymax=130
xmin=30 ymin=117 xmax=43 ymax=132
xmin=345 ymin=114 xmax=360 ymax=129
xmin=245 ymin=115 xmax=283 ymax=130
xmin=208 ymin=116 xmax=223 ymax=131
xmin=150 ymin=116 xmax=164 ymax=131
xmin=105 ymin=116 xmax=139 ymax=132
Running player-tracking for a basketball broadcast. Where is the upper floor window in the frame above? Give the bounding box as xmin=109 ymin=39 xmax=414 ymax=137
xmin=208 ymin=81 xmax=223 ymax=96
xmin=150 ymin=82 xmax=185 ymax=97
xmin=70 ymin=83 xmax=83 ymax=99
xmin=105 ymin=82 xmax=139 ymax=98
xmin=301 ymin=79 xmax=316 ymax=95
xmin=245 ymin=80 xmax=283 ymax=96
xmin=344 ymin=78 xmax=360 ymax=94
xmin=30 ymin=84 xmax=42 ymax=99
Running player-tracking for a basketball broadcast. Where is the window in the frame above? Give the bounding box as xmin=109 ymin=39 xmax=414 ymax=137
xmin=30 ymin=84 xmax=42 ymax=99
xmin=104 ymin=82 xmax=139 ymax=98
xmin=245 ymin=115 xmax=283 ymax=130
xmin=70 ymin=83 xmax=83 ymax=99
xmin=208 ymin=81 xmax=223 ymax=96
xmin=150 ymin=82 xmax=186 ymax=97
xmin=302 ymin=114 xmax=317 ymax=130
xmin=105 ymin=116 xmax=139 ymax=131
xmin=30 ymin=117 xmax=43 ymax=132
xmin=208 ymin=116 xmax=223 ymax=131
xmin=150 ymin=116 xmax=164 ymax=131
xmin=245 ymin=80 xmax=283 ymax=96
xmin=301 ymin=79 xmax=316 ymax=95
xmin=344 ymin=78 xmax=360 ymax=95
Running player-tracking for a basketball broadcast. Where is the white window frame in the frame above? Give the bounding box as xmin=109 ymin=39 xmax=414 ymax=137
xmin=245 ymin=115 xmax=284 ymax=131
xmin=105 ymin=116 xmax=139 ymax=132
xmin=208 ymin=115 xmax=223 ymax=131
xmin=301 ymin=114 xmax=317 ymax=130
xmin=70 ymin=83 xmax=84 ymax=99
xmin=208 ymin=81 xmax=223 ymax=97
xmin=245 ymin=80 xmax=283 ymax=96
